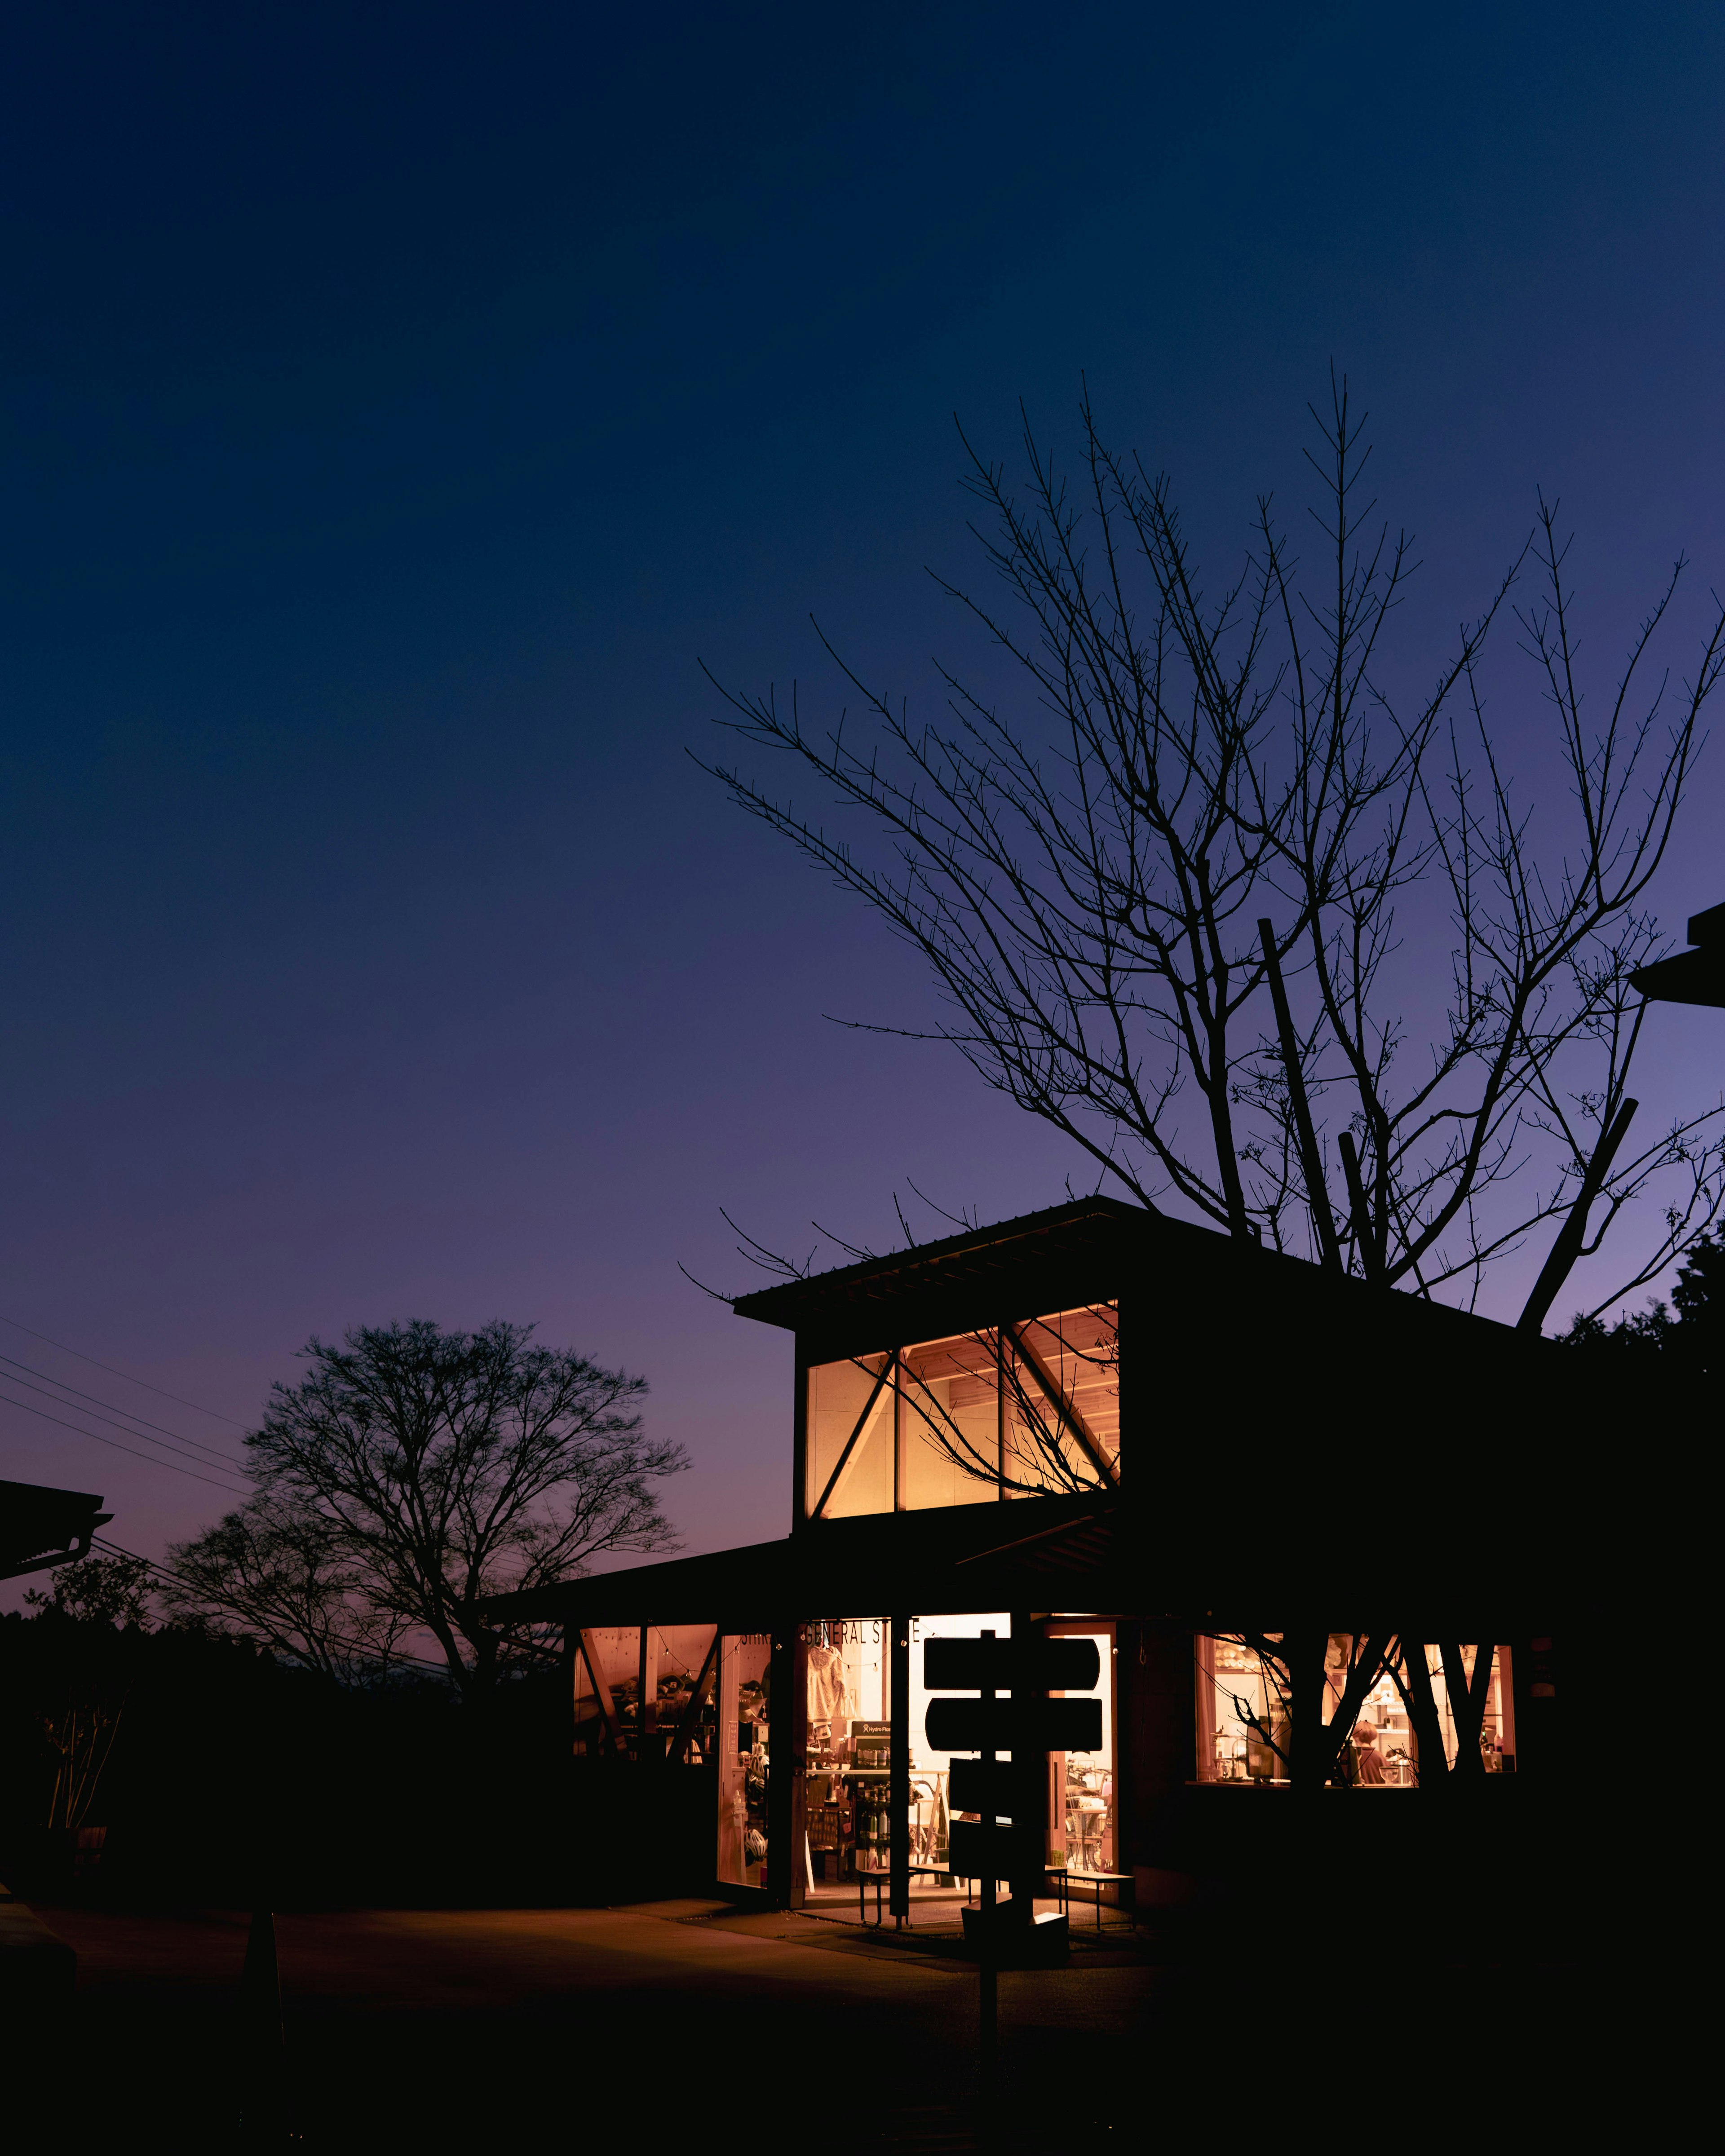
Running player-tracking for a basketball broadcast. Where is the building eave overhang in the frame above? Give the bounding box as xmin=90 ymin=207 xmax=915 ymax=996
xmin=481 ymin=1484 xmax=1580 ymax=1634
xmin=0 ymin=1477 xmax=113 ymax=1582
xmin=727 ymin=1197 xmax=1157 ymax=1336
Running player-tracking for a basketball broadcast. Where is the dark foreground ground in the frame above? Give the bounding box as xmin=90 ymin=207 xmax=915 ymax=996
xmin=13 ymin=1896 xmax=1627 ymax=2150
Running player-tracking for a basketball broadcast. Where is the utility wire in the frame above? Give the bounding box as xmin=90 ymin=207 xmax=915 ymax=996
xmin=0 ymin=1385 xmax=252 ymax=1497
xmin=0 ymin=1353 xmax=248 ymax=1474
xmin=0 ymin=1310 xmax=249 ymax=1428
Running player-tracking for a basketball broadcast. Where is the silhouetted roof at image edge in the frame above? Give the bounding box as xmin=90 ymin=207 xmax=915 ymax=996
xmin=0 ymin=1478 xmax=111 ymax=1582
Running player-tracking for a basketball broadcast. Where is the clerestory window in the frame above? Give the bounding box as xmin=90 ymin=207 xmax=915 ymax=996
xmin=804 ymin=1305 xmax=1119 ymax=1520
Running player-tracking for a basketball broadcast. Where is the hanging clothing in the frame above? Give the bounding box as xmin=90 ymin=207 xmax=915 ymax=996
xmin=807 ymin=1643 xmax=851 ymax=1726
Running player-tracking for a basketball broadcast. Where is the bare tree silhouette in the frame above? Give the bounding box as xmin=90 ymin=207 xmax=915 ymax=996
xmin=703 ymin=376 xmax=1725 ymax=1322
xmin=168 ymin=1321 xmax=685 ymax=1696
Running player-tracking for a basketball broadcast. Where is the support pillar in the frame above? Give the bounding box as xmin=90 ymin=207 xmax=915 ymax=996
xmin=890 ymin=1613 xmax=911 ymax=1923
xmin=766 ymin=1622 xmax=807 ymax=1908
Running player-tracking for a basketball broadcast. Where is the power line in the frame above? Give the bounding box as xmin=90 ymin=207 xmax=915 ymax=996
xmin=0 ymin=1311 xmax=249 ymax=1428
xmin=0 ymin=1365 xmax=251 ymax=1481
xmin=0 ymin=1349 xmax=247 ymax=1466
xmin=0 ymin=1385 xmax=253 ymax=1497
xmin=0 ymin=1353 xmax=248 ymax=1474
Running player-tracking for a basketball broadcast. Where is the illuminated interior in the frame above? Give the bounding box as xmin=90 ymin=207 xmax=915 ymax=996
xmin=798 ymin=1611 xmax=1116 ymax=1909
xmin=1194 ymin=1636 xmax=1514 ymax=1782
xmin=805 ymin=1304 xmax=1120 ymax=1520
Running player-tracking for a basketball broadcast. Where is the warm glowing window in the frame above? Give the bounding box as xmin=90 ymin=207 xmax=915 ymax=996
xmin=1193 ymin=1636 xmax=1515 ymax=1785
xmin=807 ymin=1352 xmax=894 ymax=1519
xmin=804 ymin=1305 xmax=1119 ymax=1520
xmin=898 ymin=1331 xmax=1000 ymax=1510
xmin=1002 ymin=1307 xmax=1120 ymax=1493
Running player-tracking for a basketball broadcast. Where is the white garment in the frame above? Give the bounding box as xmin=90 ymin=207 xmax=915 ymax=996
xmin=807 ymin=1643 xmax=851 ymax=1725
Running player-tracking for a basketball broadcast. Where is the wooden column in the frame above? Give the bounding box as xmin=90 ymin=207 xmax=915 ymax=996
xmin=638 ymin=1625 xmax=659 ymax=1763
xmin=995 ymin=1325 xmax=1008 ymax=1496
xmin=893 ymin=1364 xmax=907 ymax=1512
xmin=792 ymin=1341 xmax=810 ymax=1532
xmin=890 ymin=1613 xmax=911 ymax=1923
xmin=765 ymin=1622 xmax=808 ymax=1908
xmin=577 ymin=1630 xmax=622 ymax=1755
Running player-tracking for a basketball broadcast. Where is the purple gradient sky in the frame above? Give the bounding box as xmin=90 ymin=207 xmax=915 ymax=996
xmin=2 ymin=4 xmax=1722 ymax=1579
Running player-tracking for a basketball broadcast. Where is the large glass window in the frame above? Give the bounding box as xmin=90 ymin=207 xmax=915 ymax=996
xmin=1194 ymin=1636 xmax=1513 ymax=1784
xmin=717 ymin=1632 xmax=773 ymax=1887
xmin=1002 ymin=1309 xmax=1121 ymax=1493
xmin=1352 ymin=1645 xmax=1512 ymax=1779
xmin=571 ymin=1625 xmax=637 ymax=1758
xmin=807 ymin=1354 xmax=893 ymax=1519
xmin=803 ymin=1612 xmax=1007 ymax=1907
xmin=898 ymin=1334 xmax=1000 ymax=1510
xmin=573 ymin=1624 xmax=718 ymax=1760
xmin=798 ymin=1613 xmax=1111 ymax=1912
xmin=804 ymin=1306 xmax=1119 ymax=1520
xmin=1047 ymin=1621 xmax=1116 ymax=1878
xmin=801 ymin=1617 xmax=892 ymax=1892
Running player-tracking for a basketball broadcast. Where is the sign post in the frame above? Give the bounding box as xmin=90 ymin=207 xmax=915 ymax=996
xmin=923 ymin=1621 xmax=1102 ymax=2105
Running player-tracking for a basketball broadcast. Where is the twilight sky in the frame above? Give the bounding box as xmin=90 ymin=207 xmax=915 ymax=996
xmin=2 ymin=3 xmax=1722 ymax=1573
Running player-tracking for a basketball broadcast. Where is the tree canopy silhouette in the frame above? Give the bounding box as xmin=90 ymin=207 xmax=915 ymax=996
xmin=166 ymin=1320 xmax=685 ymax=1696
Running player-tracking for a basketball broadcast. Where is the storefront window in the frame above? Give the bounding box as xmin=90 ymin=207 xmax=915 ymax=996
xmin=1352 ymin=1645 xmax=1511 ymax=1777
xmin=805 ymin=1306 xmax=1120 ymax=1520
xmin=802 ymin=1617 xmax=892 ymax=1891
xmin=1047 ymin=1621 xmax=1115 ymax=1875
xmin=1346 ymin=1652 xmax=1413 ymax=1783
xmin=572 ymin=1626 xmax=635 ymax=1758
xmin=805 ymin=1611 xmax=1063 ymax=1904
xmin=1195 ymin=1636 xmax=1513 ymax=1784
xmin=717 ymin=1633 xmax=773 ymax=1887
xmin=573 ymin=1624 xmax=717 ymax=1760
xmin=1195 ymin=1635 xmax=1287 ymax=1779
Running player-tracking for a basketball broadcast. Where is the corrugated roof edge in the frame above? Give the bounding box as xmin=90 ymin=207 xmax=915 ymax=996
xmin=729 ymin=1194 xmax=1162 ymax=1330
xmin=725 ymin=1194 xmax=1565 ymax=1361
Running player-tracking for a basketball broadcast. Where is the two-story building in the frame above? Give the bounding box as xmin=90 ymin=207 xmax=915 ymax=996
xmin=491 ymin=1196 xmax=1589 ymax=1930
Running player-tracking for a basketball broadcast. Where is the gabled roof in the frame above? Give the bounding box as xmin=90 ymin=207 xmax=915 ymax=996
xmin=726 ymin=1193 xmax=1556 ymax=1383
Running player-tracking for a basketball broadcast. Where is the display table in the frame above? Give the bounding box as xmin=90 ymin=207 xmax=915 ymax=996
xmin=856 ymin=1863 xmax=951 ymax=1926
xmin=1045 ymin=1864 xmax=1135 ymax=1929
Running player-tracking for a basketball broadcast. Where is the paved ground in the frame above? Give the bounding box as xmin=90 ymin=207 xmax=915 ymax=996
xmin=17 ymin=1896 xmax=1607 ymax=2149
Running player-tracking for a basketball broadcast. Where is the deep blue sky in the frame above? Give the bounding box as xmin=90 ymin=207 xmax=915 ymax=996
xmin=3 ymin=3 xmax=1722 ymax=1570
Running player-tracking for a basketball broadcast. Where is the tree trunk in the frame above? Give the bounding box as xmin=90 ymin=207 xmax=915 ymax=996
xmin=1397 ymin=1643 xmax=1448 ymax=1787
xmin=1287 ymin=1631 xmax=1329 ymax=1789
xmin=1438 ymin=1644 xmax=1491 ymax=1778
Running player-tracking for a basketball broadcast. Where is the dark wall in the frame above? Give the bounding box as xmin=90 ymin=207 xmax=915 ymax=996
xmin=0 ymin=1610 xmax=697 ymax=1909
xmin=1117 ymin=1618 xmax=1196 ymax=1874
